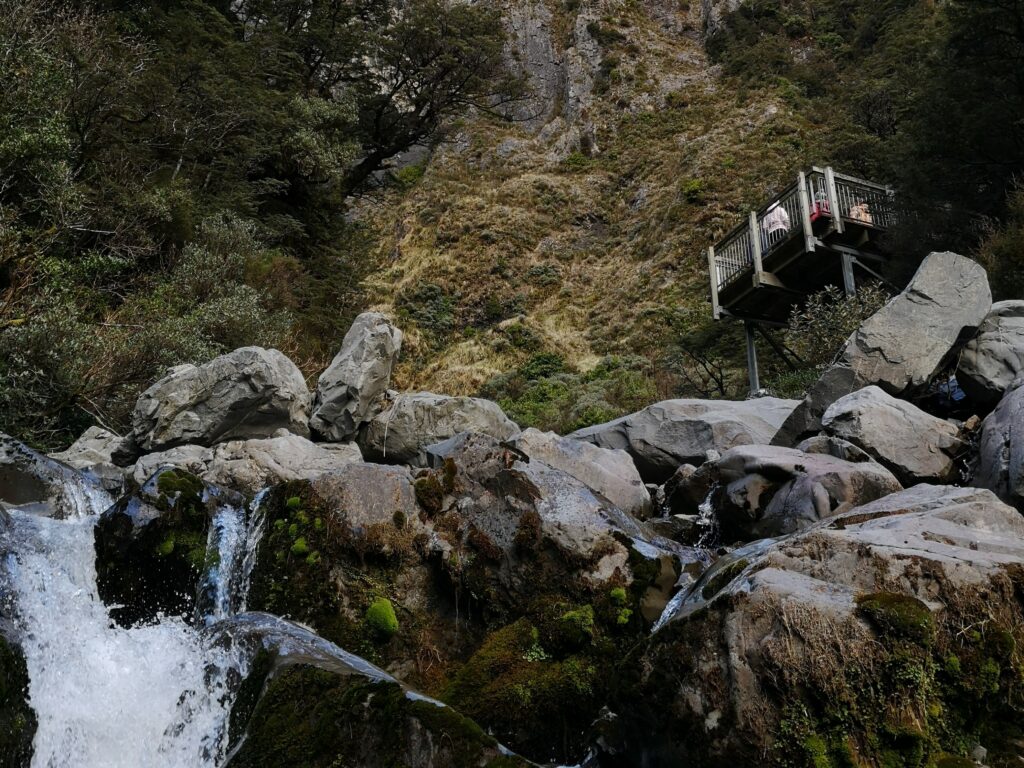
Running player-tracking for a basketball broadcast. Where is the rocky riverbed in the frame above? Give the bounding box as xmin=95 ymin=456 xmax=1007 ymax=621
xmin=3 ymin=253 xmax=1024 ymax=767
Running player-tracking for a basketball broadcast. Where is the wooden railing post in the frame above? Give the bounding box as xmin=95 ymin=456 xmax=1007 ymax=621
xmin=797 ymin=171 xmax=815 ymax=252
xmin=748 ymin=210 xmax=763 ymax=276
xmin=707 ymin=246 xmax=721 ymax=320
xmin=825 ymin=166 xmax=844 ymax=234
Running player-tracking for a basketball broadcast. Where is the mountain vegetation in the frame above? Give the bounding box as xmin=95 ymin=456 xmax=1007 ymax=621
xmin=2 ymin=0 xmax=1022 ymax=450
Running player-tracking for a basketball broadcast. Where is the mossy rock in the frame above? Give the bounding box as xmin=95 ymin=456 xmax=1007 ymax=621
xmin=365 ymin=598 xmax=399 ymax=640
xmin=93 ymin=469 xmax=223 ymax=625
xmin=226 ymin=661 xmax=527 ymax=768
xmin=443 ymin=618 xmax=602 ymax=763
xmin=0 ymin=635 xmax=36 ymax=768
xmin=856 ymin=592 xmax=935 ymax=646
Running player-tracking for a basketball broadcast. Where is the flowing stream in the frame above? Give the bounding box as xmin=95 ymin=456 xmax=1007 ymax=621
xmin=3 ymin=503 xmax=252 ymax=768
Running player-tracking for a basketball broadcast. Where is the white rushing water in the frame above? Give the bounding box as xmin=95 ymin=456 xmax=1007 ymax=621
xmin=5 ymin=511 xmax=246 ymax=768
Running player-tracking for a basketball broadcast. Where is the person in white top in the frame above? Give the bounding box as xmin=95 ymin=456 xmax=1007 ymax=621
xmin=761 ymin=202 xmax=790 ymax=248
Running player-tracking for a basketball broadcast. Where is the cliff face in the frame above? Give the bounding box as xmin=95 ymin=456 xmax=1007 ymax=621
xmin=355 ymin=0 xmax=822 ymax=397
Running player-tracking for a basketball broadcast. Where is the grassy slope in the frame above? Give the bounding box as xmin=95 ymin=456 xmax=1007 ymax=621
xmin=353 ymin=0 xmax=833 ymax=401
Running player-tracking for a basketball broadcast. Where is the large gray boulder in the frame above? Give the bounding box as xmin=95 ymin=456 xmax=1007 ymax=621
xmin=512 ymin=428 xmax=652 ymax=519
xmin=0 ymin=433 xmax=112 ymax=518
xmin=974 ymin=381 xmax=1024 ymax=509
xmin=957 ymin=300 xmax=1024 ymax=409
xmin=358 ymin=392 xmax=520 ymax=465
xmin=774 ymin=252 xmax=991 ymax=445
xmin=310 ymin=313 xmax=403 ymax=442
xmin=821 ymin=386 xmax=965 ymax=485
xmin=131 ymin=433 xmax=362 ymax=496
xmin=703 ymin=443 xmax=901 ymax=541
xmin=130 ymin=347 xmax=311 ymax=452
xmin=629 ymin=484 xmax=1024 ymax=765
xmin=569 ymin=397 xmax=798 ymax=483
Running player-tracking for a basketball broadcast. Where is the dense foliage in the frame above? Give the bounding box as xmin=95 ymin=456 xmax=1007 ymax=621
xmin=0 ymin=0 xmax=513 ymax=448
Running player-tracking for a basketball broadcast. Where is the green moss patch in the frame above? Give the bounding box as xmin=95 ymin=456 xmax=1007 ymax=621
xmin=228 ymin=663 xmax=522 ymax=768
xmin=856 ymin=592 xmax=936 ymax=646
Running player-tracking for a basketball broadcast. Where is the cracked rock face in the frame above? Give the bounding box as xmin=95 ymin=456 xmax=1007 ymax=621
xmin=310 ymin=312 xmax=403 ymax=443
xmin=130 ymin=347 xmax=311 ymax=452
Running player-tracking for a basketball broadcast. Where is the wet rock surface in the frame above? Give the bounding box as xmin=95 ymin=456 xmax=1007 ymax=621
xmin=0 ymin=433 xmax=112 ymax=519
xmin=93 ymin=469 xmax=243 ymax=626
xmin=699 ymin=443 xmax=901 ymax=541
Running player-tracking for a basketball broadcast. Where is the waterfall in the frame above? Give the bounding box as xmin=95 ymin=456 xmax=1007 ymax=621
xmin=695 ymin=485 xmax=720 ymax=549
xmin=2 ymin=488 xmax=274 ymax=768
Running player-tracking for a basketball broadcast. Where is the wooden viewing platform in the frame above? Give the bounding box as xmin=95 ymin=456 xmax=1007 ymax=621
xmin=706 ymin=166 xmax=897 ymax=392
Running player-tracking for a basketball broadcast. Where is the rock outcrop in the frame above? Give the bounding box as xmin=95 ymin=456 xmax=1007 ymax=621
xmin=309 ymin=312 xmax=403 ymax=442
xmin=93 ymin=468 xmax=243 ymax=626
xmin=974 ymin=381 xmax=1024 ymax=510
xmin=131 ymin=433 xmax=362 ymax=496
xmin=512 ymin=427 xmax=652 ymax=519
xmin=624 ymin=485 xmax=1024 ymax=766
xmin=957 ymin=300 xmax=1024 ymax=409
xmin=569 ymin=397 xmax=798 ymax=483
xmin=0 ymin=433 xmax=112 ymax=518
xmin=699 ymin=443 xmax=901 ymax=541
xmin=358 ymin=392 xmax=520 ymax=465
xmin=129 ymin=347 xmax=311 ymax=453
xmin=775 ymin=252 xmax=991 ymax=445
xmin=821 ymin=386 xmax=965 ymax=485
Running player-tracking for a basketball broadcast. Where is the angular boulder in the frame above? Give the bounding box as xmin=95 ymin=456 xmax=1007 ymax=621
xmin=957 ymin=300 xmax=1024 ymax=409
xmin=822 ymin=386 xmax=965 ymax=485
xmin=774 ymin=252 xmax=990 ymax=445
xmin=625 ymin=485 xmax=1024 ymax=766
xmin=130 ymin=347 xmax=311 ymax=452
xmin=309 ymin=312 xmax=403 ymax=442
xmin=48 ymin=426 xmax=126 ymax=493
xmin=358 ymin=392 xmax=520 ymax=465
xmin=569 ymin=397 xmax=799 ymax=483
xmin=974 ymin=381 xmax=1024 ymax=509
xmin=702 ymin=443 xmax=901 ymax=541
xmin=512 ymin=427 xmax=652 ymax=519
xmin=0 ymin=433 xmax=112 ymax=518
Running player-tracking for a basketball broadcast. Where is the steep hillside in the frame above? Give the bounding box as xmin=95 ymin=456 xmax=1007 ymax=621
xmin=357 ymin=0 xmax=829 ymax=399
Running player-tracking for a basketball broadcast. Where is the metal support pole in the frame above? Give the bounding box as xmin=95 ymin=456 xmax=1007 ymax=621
xmin=840 ymin=251 xmax=856 ymax=297
xmin=744 ymin=320 xmax=761 ymax=395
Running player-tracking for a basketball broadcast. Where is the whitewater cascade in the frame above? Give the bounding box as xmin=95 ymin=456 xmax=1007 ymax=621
xmin=3 ymin=492 xmax=260 ymax=768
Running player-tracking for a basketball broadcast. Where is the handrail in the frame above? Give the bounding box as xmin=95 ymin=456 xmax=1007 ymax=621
xmin=707 ymin=166 xmax=895 ymax=301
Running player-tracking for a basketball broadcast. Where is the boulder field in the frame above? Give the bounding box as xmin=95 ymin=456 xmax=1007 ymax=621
xmin=6 ymin=253 xmax=1024 ymax=767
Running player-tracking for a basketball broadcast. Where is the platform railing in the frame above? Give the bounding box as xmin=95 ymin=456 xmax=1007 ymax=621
xmin=707 ymin=166 xmax=894 ymax=317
